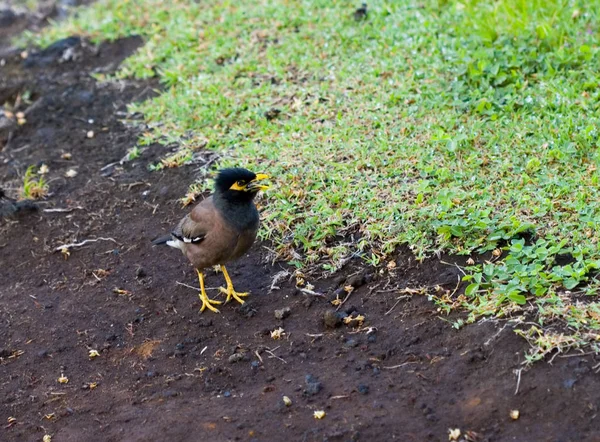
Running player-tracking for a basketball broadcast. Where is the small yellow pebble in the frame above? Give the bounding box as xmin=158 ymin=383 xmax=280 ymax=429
xmin=271 ymin=327 xmax=285 ymax=340
xmin=43 ymin=435 xmax=52 ymax=442
xmin=510 ymin=409 xmax=520 ymax=420
xmin=89 ymin=382 xmax=98 ymax=390
xmin=17 ymin=118 xmax=26 ymax=126
xmin=58 ymin=374 xmax=69 ymax=384
xmin=38 ymin=164 xmax=49 ymax=175
xmin=65 ymin=169 xmax=78 ymax=178
xmin=86 ymin=130 xmax=95 ymax=139
xmin=61 ymin=152 xmax=72 ymax=160
xmin=7 ymin=417 xmax=16 ymax=424
xmin=448 ymin=428 xmax=461 ymax=441
xmin=313 ymin=410 xmax=326 ymax=419
xmin=282 ymin=396 xmax=292 ymax=406
xmin=88 ymin=349 xmax=100 ymax=359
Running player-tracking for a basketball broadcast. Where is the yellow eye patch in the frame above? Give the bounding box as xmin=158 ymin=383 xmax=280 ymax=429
xmin=229 ymin=180 xmax=246 ymax=191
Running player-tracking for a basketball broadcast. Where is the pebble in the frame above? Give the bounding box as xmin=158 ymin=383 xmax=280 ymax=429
xmin=345 ymin=273 xmax=366 ymax=288
xmin=304 ymin=374 xmax=322 ymax=396
xmin=323 ymin=310 xmax=347 ymax=328
xmin=358 ymin=384 xmax=369 ymax=395
xmin=345 ymin=338 xmax=359 ymax=348
xmin=228 ymin=353 xmax=246 ymax=364
xmin=274 ymin=307 xmax=291 ymax=320
xmin=223 ymin=391 xmax=231 ymax=397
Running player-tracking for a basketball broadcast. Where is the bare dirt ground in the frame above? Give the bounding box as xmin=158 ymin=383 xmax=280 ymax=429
xmin=1 ymin=9 xmax=599 ymax=442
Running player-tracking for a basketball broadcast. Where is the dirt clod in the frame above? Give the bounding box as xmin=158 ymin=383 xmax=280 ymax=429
xmin=274 ymin=307 xmax=291 ymax=320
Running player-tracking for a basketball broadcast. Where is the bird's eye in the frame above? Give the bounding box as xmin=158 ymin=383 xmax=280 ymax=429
xmin=236 ymin=180 xmax=246 ymax=187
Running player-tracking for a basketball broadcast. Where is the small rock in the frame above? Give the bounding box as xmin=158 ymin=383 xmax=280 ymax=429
xmin=264 ymin=108 xmax=281 ymax=121
xmin=228 ymin=353 xmax=246 ymax=364
xmin=345 ymin=338 xmax=359 ymax=348
xmin=274 ymin=307 xmax=291 ymax=320
xmin=304 ymin=374 xmax=322 ymax=396
xmin=345 ymin=273 xmax=366 ymax=289
xmin=563 ymin=378 xmax=577 ymax=389
xmin=323 ymin=310 xmax=346 ymax=328
xmin=0 ymin=9 xmax=17 ymax=27
xmin=250 ymin=361 xmax=260 ymax=369
xmin=146 ymin=371 xmax=156 ymax=378
xmin=358 ymin=384 xmax=369 ymax=395
xmin=353 ymin=3 xmax=368 ymax=21
xmin=223 ymin=391 xmax=231 ymax=397
xmin=37 ymin=350 xmax=49 ymax=358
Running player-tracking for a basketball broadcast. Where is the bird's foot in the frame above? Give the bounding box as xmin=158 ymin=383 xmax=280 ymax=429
xmin=219 ymin=286 xmax=249 ymax=305
xmin=199 ymin=290 xmax=222 ymax=313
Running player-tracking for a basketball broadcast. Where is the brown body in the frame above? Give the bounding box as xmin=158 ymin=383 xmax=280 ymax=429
xmin=170 ymin=196 xmax=259 ymax=270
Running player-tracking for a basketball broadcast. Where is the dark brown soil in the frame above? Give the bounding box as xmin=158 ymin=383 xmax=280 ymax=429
xmin=1 ymin=17 xmax=600 ymax=442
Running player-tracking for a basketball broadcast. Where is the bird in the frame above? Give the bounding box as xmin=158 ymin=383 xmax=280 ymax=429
xmin=152 ymin=168 xmax=270 ymax=313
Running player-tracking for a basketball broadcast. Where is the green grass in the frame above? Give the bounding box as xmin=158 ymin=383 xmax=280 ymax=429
xmin=28 ymin=0 xmax=600 ymax=362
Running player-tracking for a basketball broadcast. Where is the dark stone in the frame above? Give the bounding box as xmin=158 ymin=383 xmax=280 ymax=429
xmin=346 ymin=273 xmax=366 ymax=288
xmin=323 ymin=310 xmax=342 ymax=328
xmin=353 ymin=3 xmax=368 ymax=21
xmin=136 ymin=267 xmax=146 ymax=278
xmin=264 ymin=108 xmax=281 ymax=121
xmin=345 ymin=338 xmax=359 ymax=348
xmin=0 ymin=9 xmax=17 ymax=27
xmin=358 ymin=384 xmax=369 ymax=395
xmin=304 ymin=374 xmax=322 ymax=396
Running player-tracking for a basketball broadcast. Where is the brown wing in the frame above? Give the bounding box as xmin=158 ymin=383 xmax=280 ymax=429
xmin=172 ymin=196 xmax=240 ymax=269
xmin=172 ymin=197 xmax=216 ymax=244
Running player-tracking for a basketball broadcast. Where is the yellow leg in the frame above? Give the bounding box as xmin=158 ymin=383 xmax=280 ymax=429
xmin=197 ymin=269 xmax=222 ymax=313
xmin=218 ymin=265 xmax=249 ymax=304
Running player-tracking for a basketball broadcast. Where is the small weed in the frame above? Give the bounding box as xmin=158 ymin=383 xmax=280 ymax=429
xmin=21 ymin=165 xmax=48 ymax=200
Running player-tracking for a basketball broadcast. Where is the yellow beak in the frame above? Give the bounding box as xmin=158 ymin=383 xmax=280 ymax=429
xmin=247 ymin=173 xmax=270 ymax=191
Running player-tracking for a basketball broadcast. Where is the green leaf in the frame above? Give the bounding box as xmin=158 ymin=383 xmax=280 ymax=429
xmin=465 ymin=283 xmax=480 ymax=297
xmin=507 ymin=292 xmax=527 ymax=305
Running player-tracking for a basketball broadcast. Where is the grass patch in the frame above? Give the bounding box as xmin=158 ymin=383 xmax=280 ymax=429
xmin=29 ymin=0 xmax=600 ymax=362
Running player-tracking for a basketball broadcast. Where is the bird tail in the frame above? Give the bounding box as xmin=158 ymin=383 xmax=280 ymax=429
xmin=151 ymin=235 xmax=172 ymax=246
xmin=0 ymin=189 xmax=38 ymax=218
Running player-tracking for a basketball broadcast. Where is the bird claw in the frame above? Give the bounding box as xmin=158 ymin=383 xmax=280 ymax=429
xmin=199 ymin=293 xmax=222 ymax=313
xmin=219 ymin=286 xmax=249 ymax=305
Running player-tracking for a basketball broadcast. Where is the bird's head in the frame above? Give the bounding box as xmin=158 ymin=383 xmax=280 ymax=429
xmin=214 ymin=167 xmax=270 ymax=202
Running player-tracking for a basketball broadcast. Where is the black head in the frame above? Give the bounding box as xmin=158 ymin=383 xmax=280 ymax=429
xmin=213 ymin=168 xmax=270 ymax=203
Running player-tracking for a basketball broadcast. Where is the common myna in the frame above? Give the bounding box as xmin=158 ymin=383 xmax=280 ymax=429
xmin=153 ymin=168 xmax=270 ymax=313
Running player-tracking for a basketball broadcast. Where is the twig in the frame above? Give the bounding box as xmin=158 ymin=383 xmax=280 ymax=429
xmin=269 ymin=270 xmax=290 ymax=293
xmin=305 ymin=333 xmax=324 ymax=338
xmin=265 ymin=347 xmax=286 ymax=364
xmin=514 ymin=368 xmax=522 ymax=395
xmin=299 ymin=288 xmax=325 ymax=297
xmin=384 ymin=295 xmax=410 ymax=316
xmin=54 ymin=237 xmax=118 ymax=252
xmin=382 ymin=361 xmax=419 ymax=369
xmin=43 ymin=207 xmax=83 ymax=213
xmin=176 ymin=281 xmax=218 ymax=291
xmin=254 ymin=350 xmax=263 ymax=364
xmin=335 ymin=288 xmax=354 ymax=312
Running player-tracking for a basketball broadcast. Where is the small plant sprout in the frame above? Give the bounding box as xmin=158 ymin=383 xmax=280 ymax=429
xmin=21 ymin=165 xmax=48 ymax=199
